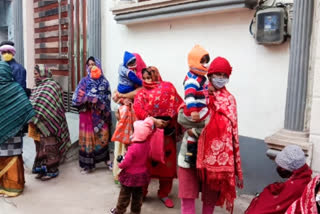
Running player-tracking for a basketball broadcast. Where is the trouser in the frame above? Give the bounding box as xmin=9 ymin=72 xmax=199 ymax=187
xmin=143 ymin=178 xmax=173 ymax=198
xmin=181 ymin=198 xmax=216 ymax=214
xmin=115 ymin=185 xmax=143 ymax=214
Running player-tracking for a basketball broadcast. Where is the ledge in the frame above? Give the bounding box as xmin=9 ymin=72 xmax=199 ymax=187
xmin=265 ymin=129 xmax=313 ymax=164
xmin=112 ymin=0 xmax=257 ymax=25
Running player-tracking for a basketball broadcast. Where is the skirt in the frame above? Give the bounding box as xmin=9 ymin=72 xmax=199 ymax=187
xmin=79 ymin=110 xmax=110 ymax=170
xmin=0 ymin=155 xmax=25 ymax=197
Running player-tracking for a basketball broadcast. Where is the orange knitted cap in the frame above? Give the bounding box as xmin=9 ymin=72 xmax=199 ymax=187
xmin=188 ymin=45 xmax=209 ymax=76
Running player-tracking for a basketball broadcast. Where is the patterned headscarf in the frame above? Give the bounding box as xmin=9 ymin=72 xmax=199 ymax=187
xmin=72 ymin=58 xmax=111 ymax=131
xmin=34 ymin=64 xmax=52 ymax=86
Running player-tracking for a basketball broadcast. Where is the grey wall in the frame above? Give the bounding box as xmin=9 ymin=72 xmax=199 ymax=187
xmin=239 ymin=136 xmax=283 ymax=194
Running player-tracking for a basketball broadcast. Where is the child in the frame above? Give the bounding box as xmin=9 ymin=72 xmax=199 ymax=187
xmin=110 ymin=117 xmax=154 ymax=214
xmin=179 ymin=45 xmax=210 ymax=166
xmin=117 ymin=51 xmax=142 ymax=94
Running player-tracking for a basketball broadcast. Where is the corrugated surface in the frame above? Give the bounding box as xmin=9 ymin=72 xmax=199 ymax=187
xmin=284 ymin=0 xmax=314 ymax=131
xmin=87 ymin=0 xmax=101 ymax=59
xmin=12 ymin=0 xmax=24 ymax=65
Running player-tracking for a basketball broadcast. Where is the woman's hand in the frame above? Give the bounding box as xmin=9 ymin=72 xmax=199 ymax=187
xmin=152 ymin=117 xmax=169 ymax=128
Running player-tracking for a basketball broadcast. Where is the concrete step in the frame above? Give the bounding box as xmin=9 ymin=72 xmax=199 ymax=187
xmin=22 ymin=112 xmax=80 ymax=169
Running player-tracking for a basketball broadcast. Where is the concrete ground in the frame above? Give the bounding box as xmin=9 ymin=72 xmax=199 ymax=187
xmin=0 ymin=161 xmax=253 ymax=214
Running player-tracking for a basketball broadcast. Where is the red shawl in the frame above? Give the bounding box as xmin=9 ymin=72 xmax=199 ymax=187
xmin=245 ymin=164 xmax=312 ymax=214
xmin=133 ymin=53 xmax=146 ymax=80
xmin=134 ymin=80 xmax=182 ymax=120
xmin=285 ymin=175 xmax=319 ymax=214
xmin=197 ymin=88 xmax=243 ymax=213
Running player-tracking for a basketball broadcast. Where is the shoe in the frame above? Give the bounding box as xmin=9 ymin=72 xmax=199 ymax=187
xmin=35 ymin=173 xmax=44 ymax=179
xmin=40 ymin=171 xmax=59 ymax=181
xmin=160 ymin=197 xmax=174 ymax=208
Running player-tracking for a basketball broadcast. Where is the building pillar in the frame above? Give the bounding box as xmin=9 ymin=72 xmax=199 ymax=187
xmin=265 ymin=0 xmax=315 ymax=161
xmin=12 ymin=0 xmax=24 ymax=65
xmin=87 ymin=0 xmax=101 ymax=60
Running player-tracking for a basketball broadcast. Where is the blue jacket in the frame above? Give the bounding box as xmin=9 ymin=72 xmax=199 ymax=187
xmin=7 ymin=59 xmax=26 ymax=90
xmin=117 ymin=51 xmax=142 ymax=93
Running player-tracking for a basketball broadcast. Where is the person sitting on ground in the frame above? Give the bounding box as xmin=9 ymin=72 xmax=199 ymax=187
xmin=245 ymin=145 xmax=312 ymax=214
xmin=285 ymin=175 xmax=320 ymax=214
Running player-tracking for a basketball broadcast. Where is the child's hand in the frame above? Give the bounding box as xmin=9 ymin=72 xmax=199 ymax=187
xmin=187 ymin=129 xmax=196 ymax=138
xmin=208 ymin=85 xmax=216 ymax=95
xmin=191 ymin=112 xmax=200 ymax=121
xmin=115 ymin=110 xmax=120 ymax=121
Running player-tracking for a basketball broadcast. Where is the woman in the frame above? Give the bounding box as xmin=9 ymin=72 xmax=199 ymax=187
xmin=112 ymin=53 xmax=146 ymax=183
xmin=133 ymin=66 xmax=183 ymax=208
xmin=72 ymin=57 xmax=112 ymax=174
xmin=178 ymin=57 xmax=243 ymax=214
xmin=29 ymin=65 xmax=71 ymax=180
xmin=286 ymin=175 xmax=320 ymax=214
xmin=0 ymin=61 xmax=35 ymax=196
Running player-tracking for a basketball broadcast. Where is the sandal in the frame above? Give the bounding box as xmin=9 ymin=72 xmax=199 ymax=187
xmin=160 ymin=197 xmax=174 ymax=208
xmin=41 ymin=171 xmax=59 ymax=181
xmin=35 ymin=174 xmax=44 ymax=179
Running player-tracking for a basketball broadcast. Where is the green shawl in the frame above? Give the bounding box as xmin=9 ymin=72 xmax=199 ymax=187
xmin=0 ymin=61 xmax=35 ymax=145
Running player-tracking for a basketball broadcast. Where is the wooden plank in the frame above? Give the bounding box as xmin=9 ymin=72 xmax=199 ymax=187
xmin=35 ymin=35 xmax=68 ymax=43
xmin=35 ymin=58 xmax=69 ymax=64
xmin=34 ymin=0 xmax=67 ymax=13
xmin=35 ymin=24 xmax=68 ymax=33
xmin=52 ymin=70 xmax=69 ymax=76
xmin=35 ymin=47 xmax=68 ymax=54
xmin=34 ymin=11 xmax=68 ymax=23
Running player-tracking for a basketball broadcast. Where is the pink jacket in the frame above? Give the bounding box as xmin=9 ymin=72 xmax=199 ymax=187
xmin=118 ymin=141 xmax=150 ymax=174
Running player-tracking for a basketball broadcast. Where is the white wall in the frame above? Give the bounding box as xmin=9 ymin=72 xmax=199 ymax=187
xmin=23 ymin=0 xmax=35 ymax=88
xmin=309 ymin=0 xmax=320 ymax=174
xmin=102 ymin=2 xmax=290 ymax=140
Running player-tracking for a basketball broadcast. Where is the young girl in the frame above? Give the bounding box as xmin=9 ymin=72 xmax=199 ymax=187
xmin=110 ymin=117 xmax=154 ymax=214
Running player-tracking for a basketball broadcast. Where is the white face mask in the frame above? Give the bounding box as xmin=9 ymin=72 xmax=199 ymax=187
xmin=211 ymin=77 xmax=229 ymax=89
xmin=202 ymin=63 xmax=209 ymax=68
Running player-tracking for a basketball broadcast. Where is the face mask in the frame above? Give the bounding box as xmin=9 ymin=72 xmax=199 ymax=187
xmin=276 ymin=167 xmax=293 ymax=178
xmin=2 ymin=53 xmax=13 ymax=62
xmin=202 ymin=63 xmax=209 ymax=68
xmin=128 ymin=65 xmax=137 ymax=70
xmin=90 ymin=66 xmax=102 ymax=79
xmin=211 ymin=77 xmax=229 ymax=89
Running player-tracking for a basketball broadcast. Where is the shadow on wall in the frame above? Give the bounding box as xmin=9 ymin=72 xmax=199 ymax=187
xmin=239 ymin=136 xmax=283 ymax=195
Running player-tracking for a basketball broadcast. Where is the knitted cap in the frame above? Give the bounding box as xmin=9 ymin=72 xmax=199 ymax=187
xmin=208 ymin=57 xmax=232 ymax=77
xmin=275 ymin=145 xmax=306 ymax=172
xmin=188 ymin=44 xmax=209 ymax=76
xmin=131 ymin=117 xmax=154 ymax=142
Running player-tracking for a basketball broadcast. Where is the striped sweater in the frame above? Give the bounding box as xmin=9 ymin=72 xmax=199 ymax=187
xmin=183 ymin=71 xmax=208 ymax=116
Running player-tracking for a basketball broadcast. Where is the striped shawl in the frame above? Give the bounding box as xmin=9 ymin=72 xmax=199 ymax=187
xmin=0 ymin=61 xmax=35 ymax=145
xmin=30 ymin=78 xmax=71 ymax=156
